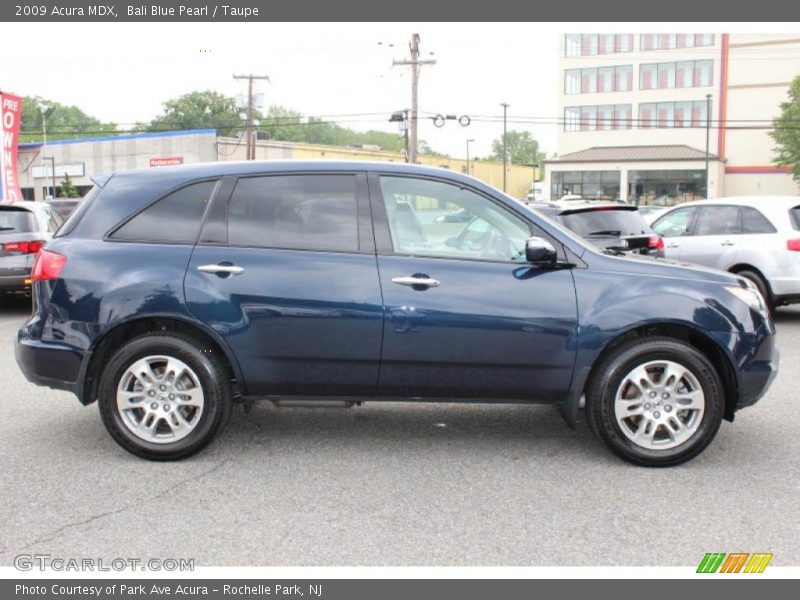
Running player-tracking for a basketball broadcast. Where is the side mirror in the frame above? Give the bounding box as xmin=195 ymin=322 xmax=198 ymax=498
xmin=525 ymin=236 xmax=558 ymax=266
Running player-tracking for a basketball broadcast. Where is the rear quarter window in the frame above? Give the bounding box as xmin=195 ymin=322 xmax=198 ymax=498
xmin=0 ymin=208 xmax=36 ymax=233
xmin=110 ymin=180 xmax=218 ymax=244
xmin=741 ymin=207 xmax=777 ymax=234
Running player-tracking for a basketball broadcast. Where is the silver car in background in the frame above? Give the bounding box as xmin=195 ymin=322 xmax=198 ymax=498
xmin=0 ymin=201 xmax=63 ymax=298
xmin=651 ymin=196 xmax=800 ymax=310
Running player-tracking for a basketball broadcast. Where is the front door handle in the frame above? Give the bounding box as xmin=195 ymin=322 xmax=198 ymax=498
xmin=198 ymin=264 xmax=245 ymax=276
xmin=392 ymin=275 xmax=440 ymax=288
xmin=721 ymin=241 xmax=735 ymax=247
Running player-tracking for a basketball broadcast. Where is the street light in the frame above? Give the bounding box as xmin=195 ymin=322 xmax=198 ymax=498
xmin=38 ymin=100 xmax=55 ymax=200
xmin=500 ymin=103 xmax=510 ymax=192
xmin=466 ymin=138 xmax=475 ymax=174
xmin=705 ymin=94 xmax=712 ymax=199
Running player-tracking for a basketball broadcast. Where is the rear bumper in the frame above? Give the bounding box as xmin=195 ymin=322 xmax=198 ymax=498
xmin=0 ymin=272 xmax=31 ymax=291
xmin=14 ymin=333 xmax=83 ymax=398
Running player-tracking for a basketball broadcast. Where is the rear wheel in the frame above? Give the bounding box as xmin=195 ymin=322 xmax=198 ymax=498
xmin=98 ymin=333 xmax=232 ymax=460
xmin=586 ymin=337 xmax=724 ymax=467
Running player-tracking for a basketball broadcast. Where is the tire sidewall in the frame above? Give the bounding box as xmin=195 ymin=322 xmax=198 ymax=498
xmin=98 ymin=335 xmax=229 ymax=460
xmin=592 ymin=340 xmax=724 ymax=466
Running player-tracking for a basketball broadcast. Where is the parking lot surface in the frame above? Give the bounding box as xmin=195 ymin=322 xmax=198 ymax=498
xmin=1 ymin=295 xmax=798 ymax=566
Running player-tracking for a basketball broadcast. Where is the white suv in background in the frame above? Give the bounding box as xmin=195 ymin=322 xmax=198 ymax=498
xmin=651 ymin=196 xmax=800 ymax=311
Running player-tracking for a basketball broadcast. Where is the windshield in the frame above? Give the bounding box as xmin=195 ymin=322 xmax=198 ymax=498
xmin=560 ymin=209 xmax=651 ymax=237
xmin=0 ymin=208 xmax=37 ymax=234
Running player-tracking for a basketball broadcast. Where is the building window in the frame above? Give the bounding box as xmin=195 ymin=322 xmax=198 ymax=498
xmin=564 ymin=107 xmax=580 ymax=131
xmin=564 ymin=65 xmax=633 ymax=95
xmin=564 ymin=34 xmax=635 ymax=57
xmin=639 ymin=60 xmax=713 ymax=90
xmin=639 ymin=100 xmax=709 ymax=129
xmin=565 ymin=104 xmax=632 ymax=131
xmin=640 ymin=34 xmax=715 ymax=51
xmin=551 ymin=170 xmax=621 ymax=200
xmin=628 ymin=170 xmax=708 ymax=205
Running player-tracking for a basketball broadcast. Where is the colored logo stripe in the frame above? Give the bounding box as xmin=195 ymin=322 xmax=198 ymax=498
xmin=697 ymin=552 xmax=773 ymax=573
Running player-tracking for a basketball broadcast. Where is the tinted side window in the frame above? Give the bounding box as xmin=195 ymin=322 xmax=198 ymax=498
xmin=694 ymin=206 xmax=741 ymax=236
xmin=111 ymin=180 xmax=217 ymax=243
xmin=652 ymin=206 xmax=696 ymax=238
xmin=741 ymin=207 xmax=776 ymax=234
xmin=227 ymin=175 xmax=359 ymax=252
xmin=379 ymin=176 xmax=534 ymax=262
xmin=789 ymin=206 xmax=800 ymax=231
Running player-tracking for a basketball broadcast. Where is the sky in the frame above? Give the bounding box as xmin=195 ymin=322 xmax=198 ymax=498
xmin=0 ymin=22 xmax=559 ymax=158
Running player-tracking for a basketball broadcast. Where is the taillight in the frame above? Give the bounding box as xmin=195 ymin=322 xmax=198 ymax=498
xmin=787 ymin=239 xmax=800 ymax=252
xmin=31 ymin=249 xmax=67 ymax=282
xmin=2 ymin=240 xmax=45 ymax=254
xmin=648 ymin=235 xmax=665 ymax=252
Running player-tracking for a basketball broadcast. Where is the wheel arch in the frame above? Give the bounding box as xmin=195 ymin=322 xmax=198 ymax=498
xmin=79 ymin=315 xmax=245 ymax=405
xmin=563 ymin=321 xmax=740 ymax=427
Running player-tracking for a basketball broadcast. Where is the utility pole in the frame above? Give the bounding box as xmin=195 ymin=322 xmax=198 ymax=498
xmin=39 ymin=100 xmax=51 ymax=200
xmin=392 ymin=34 xmax=436 ymax=163
xmin=466 ymin=138 xmax=474 ymax=174
xmin=501 ymin=102 xmax=510 ymax=192
xmin=233 ymin=74 xmax=270 ymax=160
xmin=705 ymin=93 xmax=712 ymax=199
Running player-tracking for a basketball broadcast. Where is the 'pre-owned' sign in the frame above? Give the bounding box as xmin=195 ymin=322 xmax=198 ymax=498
xmin=0 ymin=92 xmax=23 ymax=202
xmin=150 ymin=157 xmax=183 ymax=167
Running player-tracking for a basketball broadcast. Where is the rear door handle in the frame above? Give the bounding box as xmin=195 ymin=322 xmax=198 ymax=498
xmin=721 ymin=241 xmax=735 ymax=247
xmin=392 ymin=275 xmax=440 ymax=288
xmin=198 ymin=264 xmax=245 ymax=276
xmin=667 ymin=243 xmax=680 ymax=248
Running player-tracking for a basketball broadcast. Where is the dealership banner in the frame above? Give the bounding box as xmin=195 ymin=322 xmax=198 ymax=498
xmin=0 ymin=91 xmax=23 ymax=203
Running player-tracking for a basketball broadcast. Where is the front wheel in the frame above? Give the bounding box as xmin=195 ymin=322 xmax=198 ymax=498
xmin=586 ymin=337 xmax=724 ymax=467
xmin=98 ymin=333 xmax=232 ymax=460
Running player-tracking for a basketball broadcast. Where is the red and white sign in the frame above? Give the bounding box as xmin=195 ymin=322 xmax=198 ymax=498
xmin=0 ymin=92 xmax=23 ymax=203
xmin=149 ymin=157 xmax=183 ymax=167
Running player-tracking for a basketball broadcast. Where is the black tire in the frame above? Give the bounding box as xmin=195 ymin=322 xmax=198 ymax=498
xmin=98 ymin=332 xmax=232 ymax=460
xmin=736 ymin=269 xmax=774 ymax=314
xmin=586 ymin=336 xmax=724 ymax=467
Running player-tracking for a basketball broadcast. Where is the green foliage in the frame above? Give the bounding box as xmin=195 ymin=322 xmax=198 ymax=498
xmin=771 ymin=76 xmax=800 ymax=182
xmin=58 ymin=174 xmax=81 ymax=198
xmin=490 ymin=130 xmax=546 ymax=165
xmin=20 ymin=96 xmax=117 ymax=142
xmin=148 ymin=90 xmax=243 ymax=137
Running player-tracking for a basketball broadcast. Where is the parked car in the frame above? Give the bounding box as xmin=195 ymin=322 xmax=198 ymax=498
xmin=46 ymin=198 xmax=82 ymax=220
xmin=532 ymin=202 xmax=665 ymax=257
xmin=637 ymin=205 xmax=669 ymax=224
xmin=0 ymin=201 xmax=63 ymax=297
xmin=16 ymin=162 xmax=777 ymax=466
xmin=651 ymin=196 xmax=800 ymax=311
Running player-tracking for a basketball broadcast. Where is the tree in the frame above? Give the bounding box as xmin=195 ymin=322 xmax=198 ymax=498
xmin=148 ymin=90 xmax=245 ymax=137
xmin=59 ymin=174 xmax=81 ymax=198
xmin=771 ymin=75 xmax=800 ymax=183
xmin=20 ymin=96 xmax=117 ymax=142
xmin=490 ymin=130 xmax=546 ymax=165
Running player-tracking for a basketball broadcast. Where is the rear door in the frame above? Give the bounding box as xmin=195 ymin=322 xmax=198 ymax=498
xmin=184 ymin=172 xmax=384 ymax=397
xmin=677 ymin=205 xmax=740 ymax=269
xmin=371 ymin=173 xmax=578 ymax=401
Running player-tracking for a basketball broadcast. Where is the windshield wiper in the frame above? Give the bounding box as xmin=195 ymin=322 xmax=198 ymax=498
xmin=586 ymin=230 xmax=622 ymax=236
xmin=0 ymin=227 xmax=16 ymax=231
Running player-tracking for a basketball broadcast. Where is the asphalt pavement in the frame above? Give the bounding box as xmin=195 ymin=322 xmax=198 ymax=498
xmin=1 ymin=294 xmax=798 ymax=566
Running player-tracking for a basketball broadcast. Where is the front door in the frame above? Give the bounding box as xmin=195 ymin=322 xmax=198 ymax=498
xmin=184 ymin=172 xmax=383 ymax=397
xmin=371 ymin=174 xmax=578 ymax=401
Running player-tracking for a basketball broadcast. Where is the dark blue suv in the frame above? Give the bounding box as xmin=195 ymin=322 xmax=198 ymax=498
xmin=15 ymin=161 xmax=778 ymax=465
